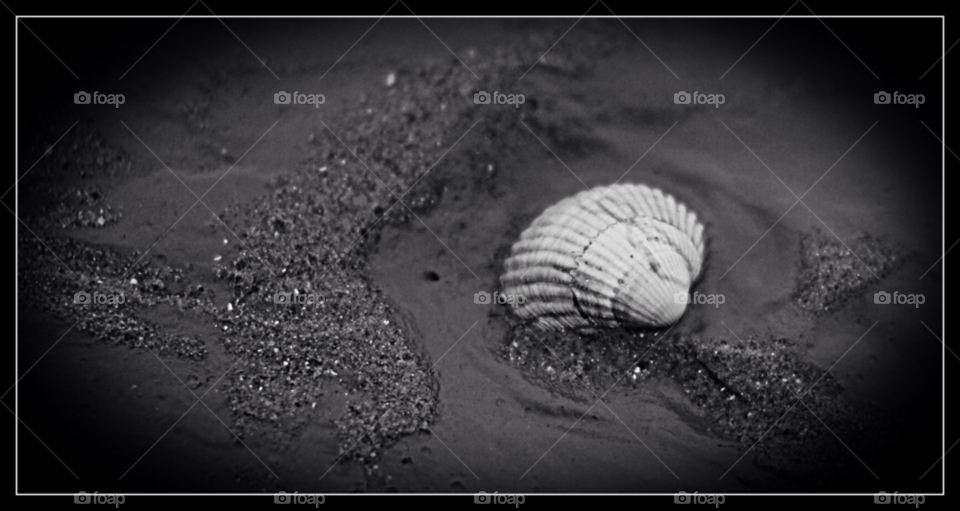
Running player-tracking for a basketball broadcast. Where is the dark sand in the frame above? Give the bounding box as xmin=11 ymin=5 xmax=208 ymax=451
xmin=15 ymin=18 xmax=943 ymax=494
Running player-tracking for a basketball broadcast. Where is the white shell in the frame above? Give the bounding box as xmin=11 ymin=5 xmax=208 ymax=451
xmin=501 ymin=183 xmax=706 ymax=330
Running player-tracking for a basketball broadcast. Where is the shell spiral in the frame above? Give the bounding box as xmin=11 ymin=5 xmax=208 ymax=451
xmin=500 ymin=183 xmax=706 ymax=330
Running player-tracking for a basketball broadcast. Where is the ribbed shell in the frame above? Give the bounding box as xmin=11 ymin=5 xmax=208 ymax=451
xmin=501 ymin=183 xmax=706 ymax=330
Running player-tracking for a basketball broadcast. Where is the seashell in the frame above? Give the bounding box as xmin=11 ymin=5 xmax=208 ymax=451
xmin=500 ymin=183 xmax=706 ymax=330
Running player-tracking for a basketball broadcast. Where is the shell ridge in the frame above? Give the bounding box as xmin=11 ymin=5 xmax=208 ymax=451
xmin=502 ymin=182 xmax=706 ymax=330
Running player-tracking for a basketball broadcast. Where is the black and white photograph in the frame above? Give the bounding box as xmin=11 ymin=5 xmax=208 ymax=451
xmin=9 ymin=3 xmax=950 ymax=503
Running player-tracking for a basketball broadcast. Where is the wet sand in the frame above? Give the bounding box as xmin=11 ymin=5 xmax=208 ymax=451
xmin=15 ymin=18 xmax=943 ymax=494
